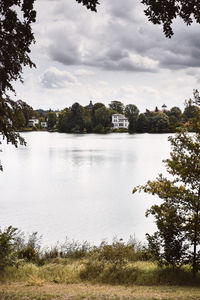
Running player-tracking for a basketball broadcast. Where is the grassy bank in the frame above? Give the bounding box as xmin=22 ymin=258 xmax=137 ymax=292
xmin=1 ymin=254 xmax=200 ymax=300
xmin=1 ymin=259 xmax=200 ymax=286
xmin=1 ymin=282 xmax=200 ymax=300
xmin=1 ymin=229 xmax=200 ymax=299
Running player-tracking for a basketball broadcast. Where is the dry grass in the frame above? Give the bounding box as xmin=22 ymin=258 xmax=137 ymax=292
xmin=0 ymin=283 xmax=200 ymax=300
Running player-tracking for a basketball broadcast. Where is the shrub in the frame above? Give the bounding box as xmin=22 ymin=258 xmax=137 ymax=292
xmin=17 ymin=232 xmax=42 ymax=265
xmin=0 ymin=226 xmax=18 ymax=270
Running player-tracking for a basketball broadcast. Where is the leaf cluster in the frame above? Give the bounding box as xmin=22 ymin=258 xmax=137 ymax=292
xmin=0 ymin=0 xmax=36 ymax=96
xmin=133 ymin=130 xmax=200 ymax=273
xmin=0 ymin=97 xmax=33 ymax=170
xmin=75 ymin=0 xmax=99 ymax=12
xmin=141 ymin=0 xmax=200 ymax=38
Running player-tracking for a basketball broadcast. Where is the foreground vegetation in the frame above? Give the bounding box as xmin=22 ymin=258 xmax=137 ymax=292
xmin=1 ymin=282 xmax=200 ymax=300
xmin=1 ymin=230 xmax=200 ymax=287
xmin=1 ymin=255 xmax=200 ymax=299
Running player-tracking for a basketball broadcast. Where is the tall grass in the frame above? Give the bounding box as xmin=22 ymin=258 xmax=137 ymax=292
xmin=1 ymin=234 xmax=200 ymax=286
xmin=0 ymin=228 xmax=200 ymax=285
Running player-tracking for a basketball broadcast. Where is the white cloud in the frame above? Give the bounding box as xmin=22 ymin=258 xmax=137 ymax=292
xmin=12 ymin=0 xmax=200 ymax=111
xmin=40 ymin=67 xmax=77 ymax=89
xmin=74 ymin=69 xmax=95 ymax=76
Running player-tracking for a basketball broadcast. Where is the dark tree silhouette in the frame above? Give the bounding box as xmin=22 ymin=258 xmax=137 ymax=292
xmin=0 ymin=0 xmax=36 ymax=96
xmin=75 ymin=0 xmax=99 ymax=12
xmin=78 ymin=0 xmax=200 ymax=38
xmin=0 ymin=0 xmax=35 ymax=169
xmin=140 ymin=0 xmax=200 ymax=38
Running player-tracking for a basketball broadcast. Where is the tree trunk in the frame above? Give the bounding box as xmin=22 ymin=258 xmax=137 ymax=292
xmin=192 ymin=203 xmax=199 ymax=278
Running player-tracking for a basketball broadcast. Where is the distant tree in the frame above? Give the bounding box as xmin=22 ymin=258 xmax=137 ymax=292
xmin=13 ymin=111 xmax=26 ymax=130
xmin=71 ymin=102 xmax=84 ymax=132
xmin=124 ymin=104 xmax=139 ymax=120
xmin=137 ymin=113 xmax=149 ymax=133
xmin=155 ymin=106 xmax=159 ymax=112
xmin=167 ymin=107 xmax=183 ymax=132
xmin=58 ymin=109 xmax=71 ymax=133
xmin=169 ymin=107 xmax=182 ymax=119
xmin=47 ymin=112 xmax=57 ymax=129
xmin=109 ymin=101 xmax=124 ymax=114
xmin=91 ymin=103 xmax=105 ymax=127
xmin=124 ymin=104 xmax=139 ymax=133
xmin=95 ymin=106 xmax=110 ymax=127
xmin=58 ymin=103 xmax=85 ymax=133
xmin=150 ymin=112 xmax=169 ymax=133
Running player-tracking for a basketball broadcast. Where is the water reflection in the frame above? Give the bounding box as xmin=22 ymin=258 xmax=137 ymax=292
xmin=0 ymin=132 xmax=170 ymax=245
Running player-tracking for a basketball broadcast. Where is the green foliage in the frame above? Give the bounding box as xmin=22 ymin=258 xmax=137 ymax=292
xmin=137 ymin=113 xmax=149 ymax=133
xmin=94 ymin=106 xmax=110 ymax=127
xmin=124 ymin=104 xmax=139 ymax=133
xmin=109 ymin=101 xmax=124 ymax=114
xmin=17 ymin=232 xmax=42 ymax=265
xmin=47 ymin=112 xmax=57 ymax=129
xmin=0 ymin=0 xmax=36 ymax=96
xmin=0 ymin=98 xmax=33 ymax=170
xmin=148 ymin=111 xmax=170 ymax=133
xmin=125 ymin=104 xmax=139 ymax=120
xmin=0 ymin=0 xmax=35 ymax=170
xmin=133 ymin=128 xmax=200 ymax=276
xmin=0 ymin=226 xmax=18 ymax=270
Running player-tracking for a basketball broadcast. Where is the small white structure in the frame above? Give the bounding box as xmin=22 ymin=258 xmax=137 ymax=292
xmin=55 ymin=111 xmax=60 ymax=117
xmin=112 ymin=114 xmax=129 ymax=129
xmin=41 ymin=121 xmax=48 ymax=128
xmin=28 ymin=118 xmax=39 ymax=127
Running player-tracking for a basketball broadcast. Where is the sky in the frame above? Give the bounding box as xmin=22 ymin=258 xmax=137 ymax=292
xmin=13 ymin=0 xmax=200 ymax=112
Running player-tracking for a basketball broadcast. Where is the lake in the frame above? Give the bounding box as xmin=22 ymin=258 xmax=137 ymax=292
xmin=0 ymin=132 xmax=172 ymax=246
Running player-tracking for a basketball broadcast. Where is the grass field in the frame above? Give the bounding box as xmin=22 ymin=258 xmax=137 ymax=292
xmin=1 ymin=283 xmax=200 ymax=300
xmin=1 ymin=237 xmax=200 ymax=299
xmin=1 ymin=260 xmax=200 ymax=299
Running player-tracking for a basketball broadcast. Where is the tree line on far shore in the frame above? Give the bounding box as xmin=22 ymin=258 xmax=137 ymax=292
xmin=15 ymin=99 xmax=200 ymax=134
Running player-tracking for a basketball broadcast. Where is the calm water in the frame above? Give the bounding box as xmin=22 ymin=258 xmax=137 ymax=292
xmin=0 ymin=132 xmax=171 ymax=245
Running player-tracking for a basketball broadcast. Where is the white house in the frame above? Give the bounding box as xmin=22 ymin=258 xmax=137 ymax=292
xmin=41 ymin=121 xmax=48 ymax=128
xmin=112 ymin=114 xmax=129 ymax=129
xmin=28 ymin=117 xmax=39 ymax=127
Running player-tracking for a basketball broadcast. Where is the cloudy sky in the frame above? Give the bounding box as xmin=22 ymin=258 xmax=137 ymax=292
xmin=13 ymin=0 xmax=200 ymax=112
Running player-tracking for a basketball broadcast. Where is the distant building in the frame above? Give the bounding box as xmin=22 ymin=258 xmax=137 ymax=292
xmin=28 ymin=118 xmax=39 ymax=127
xmin=112 ymin=114 xmax=129 ymax=129
xmin=87 ymin=100 xmax=93 ymax=110
xmin=41 ymin=121 xmax=48 ymax=128
xmin=55 ymin=110 xmax=60 ymax=117
xmin=162 ymin=104 xmax=167 ymax=111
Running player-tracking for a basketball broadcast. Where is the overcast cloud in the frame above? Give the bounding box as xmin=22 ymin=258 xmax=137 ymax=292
xmin=13 ymin=0 xmax=200 ymax=111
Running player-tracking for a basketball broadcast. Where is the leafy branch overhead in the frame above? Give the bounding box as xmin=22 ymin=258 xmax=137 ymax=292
xmin=141 ymin=0 xmax=200 ymax=37
xmin=75 ymin=0 xmax=100 ymax=12
xmin=0 ymin=98 xmax=33 ymax=171
xmin=0 ymin=0 xmax=35 ymax=170
xmin=0 ymin=0 xmax=36 ymax=96
xmin=77 ymin=0 xmax=200 ymax=37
